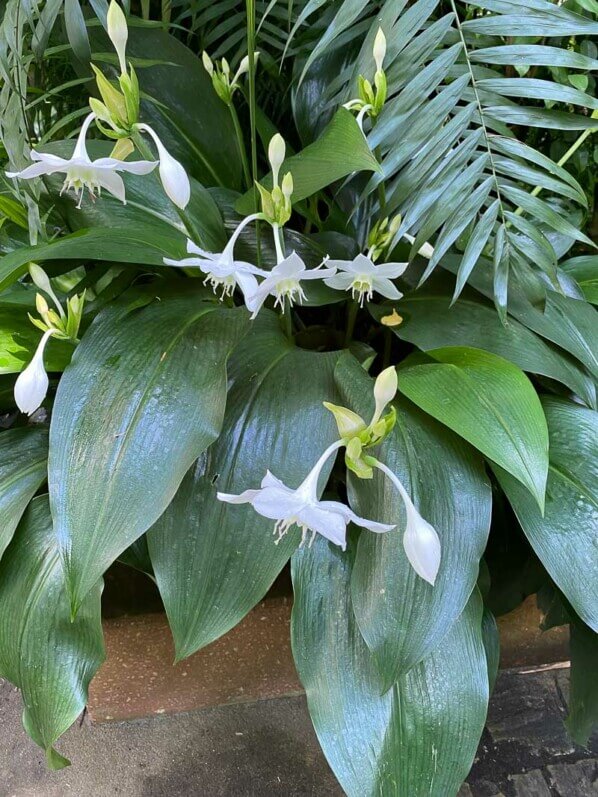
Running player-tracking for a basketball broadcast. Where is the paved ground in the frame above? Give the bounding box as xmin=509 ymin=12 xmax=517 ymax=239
xmin=1 ymin=666 xmax=596 ymax=796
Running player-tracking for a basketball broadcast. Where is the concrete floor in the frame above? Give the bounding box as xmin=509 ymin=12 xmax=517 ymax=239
xmin=1 ymin=667 xmax=597 ymax=796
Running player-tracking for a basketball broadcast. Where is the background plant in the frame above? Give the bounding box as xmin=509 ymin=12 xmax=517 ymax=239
xmin=0 ymin=0 xmax=596 ymax=793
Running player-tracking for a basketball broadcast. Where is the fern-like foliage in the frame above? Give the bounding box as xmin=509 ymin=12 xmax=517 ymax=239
xmin=288 ymin=0 xmax=598 ymax=315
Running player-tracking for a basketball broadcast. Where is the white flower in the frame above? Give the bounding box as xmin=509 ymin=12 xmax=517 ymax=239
xmin=373 ymin=28 xmax=386 ymax=73
xmin=163 ymin=213 xmax=267 ymax=304
xmin=217 ymin=441 xmax=395 ymax=550
xmin=246 ymin=251 xmax=336 ymax=320
xmin=14 ymin=329 xmax=55 ymax=415
xmin=323 ymin=253 xmax=407 ymax=306
xmin=107 ymin=0 xmax=128 ymax=75
xmin=136 ymin=123 xmax=191 ymax=209
xmin=6 ymin=113 xmax=157 ymax=207
xmin=374 ymin=460 xmax=441 ymax=585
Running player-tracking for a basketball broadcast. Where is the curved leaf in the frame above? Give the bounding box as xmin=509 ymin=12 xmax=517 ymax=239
xmin=0 ymin=496 xmax=104 ymax=768
xmin=493 ymin=397 xmax=598 ymax=632
xmin=147 ymin=312 xmax=341 ymax=659
xmin=370 ymin=293 xmax=596 ymax=409
xmin=335 ymin=356 xmax=491 ymax=683
xmin=291 ymin=536 xmax=489 ymax=797
xmin=0 ymin=426 xmax=48 ymax=561
xmin=398 ymin=347 xmax=549 ymax=509
xmin=49 ymin=290 xmax=249 ymax=614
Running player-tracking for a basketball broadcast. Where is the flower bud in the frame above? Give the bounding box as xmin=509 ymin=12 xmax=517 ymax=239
xmin=403 ymin=507 xmax=441 ymax=585
xmin=29 ymin=264 xmax=52 ymax=295
xmin=372 ymin=366 xmax=397 ymax=425
xmin=14 ymin=329 xmax=53 ymax=415
xmin=268 ymin=134 xmax=286 ymax=187
xmin=137 ymin=123 xmax=191 ymax=209
xmin=373 ymin=27 xmax=386 ymax=73
xmin=202 ymin=51 xmax=214 ymax=76
xmin=107 ymin=0 xmax=129 ymax=75
xmin=281 ymin=171 xmax=294 ymax=202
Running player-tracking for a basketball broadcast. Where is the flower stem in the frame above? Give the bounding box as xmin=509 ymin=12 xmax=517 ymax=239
xmin=344 ymin=300 xmax=358 ymax=347
xmin=228 ymin=102 xmax=252 ymax=190
xmin=370 ymin=457 xmax=412 ymax=510
xmin=245 ymin=0 xmax=261 ymax=266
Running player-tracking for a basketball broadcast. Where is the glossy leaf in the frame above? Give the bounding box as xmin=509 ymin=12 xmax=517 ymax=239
xmin=398 ymin=347 xmax=549 ymax=509
xmin=147 ymin=312 xmax=340 ymax=660
xmin=0 ymin=496 xmax=104 ymax=768
xmin=370 ymin=293 xmax=596 ymax=409
xmin=493 ymin=397 xmax=598 ymax=632
xmin=291 ymin=536 xmax=489 ymax=797
xmin=335 ymin=357 xmax=491 ymax=683
xmin=49 ymin=290 xmax=248 ymax=614
xmin=0 ymin=226 xmax=186 ymax=293
xmin=560 ymin=256 xmax=598 ymax=305
xmin=236 ymin=109 xmax=380 ymax=213
xmin=0 ymin=426 xmax=48 ymax=561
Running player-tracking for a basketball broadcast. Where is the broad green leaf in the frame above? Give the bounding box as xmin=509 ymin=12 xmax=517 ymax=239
xmin=0 ymin=226 xmax=186 ymax=293
xmin=147 ymin=312 xmax=340 ymax=660
xmin=560 ymin=256 xmax=598 ymax=305
xmin=335 ymin=357 xmax=491 ymax=683
xmin=482 ymin=607 xmax=500 ymax=693
xmin=398 ymin=347 xmax=549 ymax=509
xmin=0 ymin=496 xmax=104 ymax=768
xmin=291 ymin=537 xmax=489 ymax=797
xmin=566 ymin=618 xmax=598 ymax=746
xmin=493 ymin=397 xmax=598 ymax=632
xmin=235 ymin=109 xmax=381 ymax=214
xmin=0 ymin=304 xmax=73 ymax=374
xmin=0 ymin=426 xmax=48 ymax=561
xmin=49 ymin=289 xmax=249 ymax=614
xmin=370 ymin=293 xmax=596 ymax=409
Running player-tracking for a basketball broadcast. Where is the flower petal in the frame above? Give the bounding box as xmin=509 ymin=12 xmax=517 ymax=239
xmin=252 ymin=486 xmax=302 ymax=520
xmin=6 ymin=160 xmax=66 ymax=180
xmin=94 ymin=157 xmax=158 ymax=175
xmin=217 ymin=489 xmax=260 ymax=505
xmin=376 ymin=261 xmax=408 ymax=278
xmin=96 ymin=170 xmax=126 ymax=204
xmin=372 ymin=278 xmax=402 ymax=300
xmin=297 ymin=505 xmax=348 ymax=550
xmin=323 ymin=273 xmax=354 ymax=290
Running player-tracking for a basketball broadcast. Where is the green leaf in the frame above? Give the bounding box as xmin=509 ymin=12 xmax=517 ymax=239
xmin=566 ymin=618 xmax=598 ymax=746
xmin=64 ymin=0 xmax=91 ymax=63
xmin=560 ymin=256 xmax=598 ymax=305
xmin=48 ymin=289 xmax=249 ymax=614
xmin=493 ymin=397 xmax=598 ymax=632
xmin=147 ymin=312 xmax=341 ymax=660
xmin=469 ymin=44 xmax=598 ymax=71
xmin=398 ymin=347 xmax=549 ymax=509
xmin=291 ymin=537 xmax=489 ymax=797
xmin=482 ymin=607 xmax=500 ymax=693
xmin=0 ymin=496 xmax=104 ymax=767
xmin=333 ymin=355 xmax=491 ymax=683
xmin=478 ymin=77 xmax=598 ymax=110
xmin=0 ymin=226 xmax=186 ymax=293
xmin=0 ymin=426 xmax=48 ymax=562
xmin=235 ymin=109 xmax=380 ymax=214
xmin=370 ymin=293 xmax=596 ymax=409
xmin=0 ymin=304 xmax=73 ymax=374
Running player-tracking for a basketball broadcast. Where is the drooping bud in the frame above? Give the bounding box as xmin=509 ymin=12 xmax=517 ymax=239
xmin=14 ymin=329 xmax=54 ymax=415
xmin=373 ymin=27 xmax=386 ymax=74
xmin=136 ymin=123 xmax=191 ymax=209
xmin=403 ymin=506 xmax=441 ymax=585
xmin=107 ymin=1 xmax=129 ymax=75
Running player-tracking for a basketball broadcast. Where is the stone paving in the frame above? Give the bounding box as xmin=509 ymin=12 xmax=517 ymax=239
xmin=1 ymin=665 xmax=596 ymax=796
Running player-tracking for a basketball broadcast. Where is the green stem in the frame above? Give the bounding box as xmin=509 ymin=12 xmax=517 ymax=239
xmin=229 ymin=102 xmax=252 ymax=190
xmin=132 ymin=130 xmax=200 ymax=242
xmin=344 ymin=300 xmax=358 ymax=347
xmin=514 ymin=110 xmax=598 ymax=216
xmin=245 ymin=0 xmax=261 ymax=266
